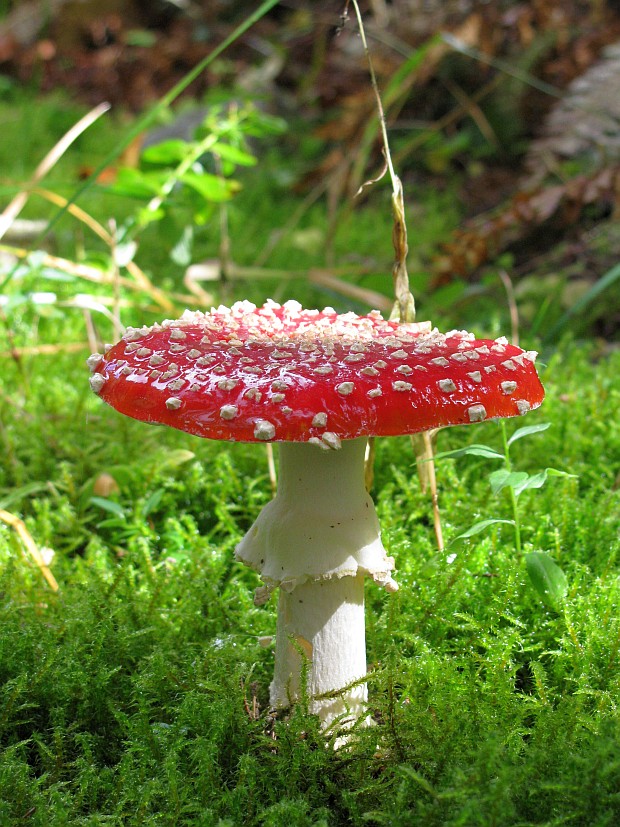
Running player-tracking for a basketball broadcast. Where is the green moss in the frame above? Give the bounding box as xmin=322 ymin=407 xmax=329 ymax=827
xmin=0 ymin=338 xmax=619 ymax=825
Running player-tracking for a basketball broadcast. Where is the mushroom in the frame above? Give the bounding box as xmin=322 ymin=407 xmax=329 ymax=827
xmin=88 ymin=300 xmax=544 ymax=732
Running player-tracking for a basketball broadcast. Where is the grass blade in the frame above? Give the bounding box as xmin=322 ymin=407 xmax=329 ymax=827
xmin=507 ymin=423 xmax=551 ymax=446
xmin=452 ymin=518 xmax=515 ymax=542
xmin=543 ymin=261 xmax=620 ymax=341
xmin=526 ymin=552 xmax=568 ymax=609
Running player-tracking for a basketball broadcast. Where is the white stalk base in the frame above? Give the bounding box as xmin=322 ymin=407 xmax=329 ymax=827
xmin=271 ymin=573 xmax=367 ymax=729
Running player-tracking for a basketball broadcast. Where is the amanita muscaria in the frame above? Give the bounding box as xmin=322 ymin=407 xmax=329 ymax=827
xmin=89 ymin=300 xmax=544 ymax=731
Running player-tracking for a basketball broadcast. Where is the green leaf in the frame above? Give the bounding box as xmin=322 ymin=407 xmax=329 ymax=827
xmin=526 ymin=552 xmax=568 ymax=609
xmin=0 ymin=482 xmax=53 ymax=510
xmin=136 ymin=205 xmax=165 ymax=227
xmin=211 ymin=141 xmax=257 ymax=166
xmin=384 ymin=35 xmax=442 ymax=104
xmin=124 ymin=28 xmax=158 ymax=48
xmin=180 ymin=170 xmax=240 ymax=202
xmin=142 ymin=488 xmax=165 ymax=518
xmin=0 ymin=0 xmax=281 ymax=294
xmin=90 ymin=497 xmax=125 ymax=519
xmin=418 ymin=554 xmax=441 ymax=578
xmin=241 ymin=110 xmax=287 ymax=137
xmin=513 ymin=467 xmax=577 ymax=497
xmin=141 ymin=139 xmax=191 ymax=167
xmin=113 ymin=241 xmax=137 ymax=268
xmin=489 ymin=469 xmax=529 ymax=495
xmin=110 ymin=168 xmax=167 ymax=198
xmin=452 ymin=518 xmax=515 ymax=542
xmin=432 ymin=444 xmax=505 ymax=461
xmin=507 ymin=423 xmax=550 ymax=446
xmin=399 ymin=765 xmax=438 ymax=797
xmin=37 ymin=269 xmax=76 ymax=283
xmin=0 ymin=292 xmax=28 ymax=312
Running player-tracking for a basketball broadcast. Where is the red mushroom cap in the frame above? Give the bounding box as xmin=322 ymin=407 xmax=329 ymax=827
xmin=88 ymin=300 xmax=544 ymax=444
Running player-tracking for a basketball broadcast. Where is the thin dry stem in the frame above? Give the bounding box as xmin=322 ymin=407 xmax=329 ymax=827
xmin=442 ymin=77 xmax=498 ymax=147
xmin=0 ymin=509 xmax=59 ymax=591
xmin=393 ymin=76 xmax=501 ymax=169
xmin=107 ymin=219 xmax=125 ymax=341
xmin=30 ymin=188 xmax=175 ymax=312
xmin=0 ymin=102 xmax=110 ymax=242
xmin=349 ymin=0 xmax=415 ymax=324
xmin=349 ymin=0 xmax=443 ymax=547
xmin=0 ymin=342 xmax=88 ymax=359
xmin=184 ymin=261 xmax=391 ymax=311
xmin=498 ymin=268 xmax=520 ymax=347
xmin=0 ymin=243 xmax=174 ymax=311
xmin=266 ymin=443 xmax=277 ymax=499
xmin=82 ymin=310 xmax=100 ymax=355
xmin=412 ymin=430 xmax=445 ymax=552
xmin=34 ymin=187 xmax=113 ymax=244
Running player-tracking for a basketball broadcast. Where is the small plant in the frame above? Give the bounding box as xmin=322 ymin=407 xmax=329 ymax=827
xmin=108 ymin=100 xmax=286 ymax=266
xmin=435 ymin=420 xmax=576 ymax=607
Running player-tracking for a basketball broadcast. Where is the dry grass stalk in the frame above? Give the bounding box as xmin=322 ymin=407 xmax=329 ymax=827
xmin=309 ymin=270 xmax=392 ymax=312
xmin=498 ymin=268 xmax=520 ymax=347
xmin=350 ymin=0 xmax=444 ymax=551
xmin=185 ymin=259 xmax=390 ymax=311
xmin=266 ymin=443 xmax=278 ymax=499
xmin=0 ymin=508 xmax=59 ymax=591
xmin=0 ymin=243 xmax=176 ymax=310
xmin=0 ymin=102 xmax=110 ymax=242
xmin=30 ymin=188 xmax=176 ymax=313
xmin=411 ymin=430 xmax=445 ymax=552
xmin=0 ymin=342 xmax=88 ymax=359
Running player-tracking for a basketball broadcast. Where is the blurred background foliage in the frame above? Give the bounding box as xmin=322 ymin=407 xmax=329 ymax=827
xmin=0 ymin=0 xmax=620 ymax=346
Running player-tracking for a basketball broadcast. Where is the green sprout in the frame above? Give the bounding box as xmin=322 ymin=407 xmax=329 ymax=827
xmin=434 ymin=420 xmax=576 ymax=608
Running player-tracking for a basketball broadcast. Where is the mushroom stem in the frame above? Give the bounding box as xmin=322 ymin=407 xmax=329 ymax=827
xmin=272 ymin=573 xmax=368 ymax=728
xmin=235 ymin=437 xmax=397 ymax=729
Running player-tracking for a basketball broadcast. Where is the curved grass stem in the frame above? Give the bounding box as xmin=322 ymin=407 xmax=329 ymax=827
xmin=500 ymin=419 xmax=522 ymax=559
